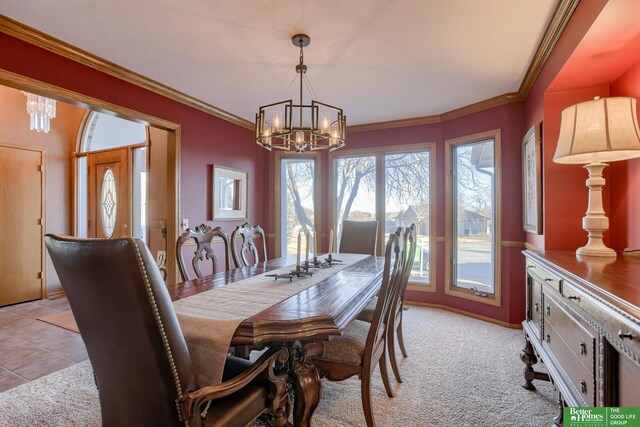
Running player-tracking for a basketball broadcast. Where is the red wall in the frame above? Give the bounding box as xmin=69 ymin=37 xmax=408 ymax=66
xmin=0 ymin=33 xmax=267 ymax=245
xmin=610 ymin=59 xmax=640 ymax=250
xmin=523 ymin=0 xmax=608 ymax=251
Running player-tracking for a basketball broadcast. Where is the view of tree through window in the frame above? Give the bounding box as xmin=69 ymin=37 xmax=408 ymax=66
xmin=332 ymin=148 xmax=432 ymax=286
xmin=452 ymin=139 xmax=495 ymax=293
xmin=383 ymin=151 xmax=430 ymax=283
xmin=334 ymin=155 xmax=376 ymax=248
xmin=280 ymin=158 xmax=316 ymax=256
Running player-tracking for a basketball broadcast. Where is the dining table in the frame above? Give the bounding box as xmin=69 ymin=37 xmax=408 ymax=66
xmin=167 ymin=252 xmax=385 ymax=427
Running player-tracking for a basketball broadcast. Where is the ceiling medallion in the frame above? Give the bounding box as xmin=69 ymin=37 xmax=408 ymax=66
xmin=255 ymin=34 xmax=346 ymax=153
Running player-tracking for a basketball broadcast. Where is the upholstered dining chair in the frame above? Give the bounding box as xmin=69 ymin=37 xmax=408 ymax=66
xmin=176 ymin=224 xmax=231 ymax=281
xmin=312 ymin=228 xmax=405 ymax=427
xmin=357 ymin=224 xmax=417 ymax=384
xmin=231 ymin=223 xmax=267 ymax=268
xmin=44 ymin=234 xmax=290 ymax=427
xmin=338 ymin=220 xmax=378 ymax=255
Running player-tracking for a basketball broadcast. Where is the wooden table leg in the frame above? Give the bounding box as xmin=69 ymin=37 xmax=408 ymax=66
xmin=291 ymin=341 xmax=323 ymax=427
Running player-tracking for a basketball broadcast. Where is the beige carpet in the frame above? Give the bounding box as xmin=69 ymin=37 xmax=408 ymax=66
xmin=0 ymin=307 xmax=557 ymax=426
xmin=37 ymin=310 xmax=80 ymax=334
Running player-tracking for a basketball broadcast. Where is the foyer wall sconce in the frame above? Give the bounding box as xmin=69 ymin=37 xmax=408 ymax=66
xmin=553 ymin=96 xmax=640 ymax=257
xmin=255 ymin=34 xmax=346 ymax=153
xmin=23 ymin=92 xmax=57 ymax=133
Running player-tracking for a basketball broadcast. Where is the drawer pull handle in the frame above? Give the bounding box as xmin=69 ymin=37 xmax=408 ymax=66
xmin=618 ymin=330 xmax=634 ymax=340
xmin=534 ymin=303 xmax=539 ymax=313
xmin=580 ymin=379 xmax=587 ymax=394
xmin=546 ymin=334 xmax=551 ymax=343
xmin=580 ymin=341 xmax=586 ymax=355
xmin=545 ymin=278 xmax=554 ymax=282
xmin=568 ymin=295 xmax=580 ymax=302
xmin=546 ymin=306 xmax=551 ymax=316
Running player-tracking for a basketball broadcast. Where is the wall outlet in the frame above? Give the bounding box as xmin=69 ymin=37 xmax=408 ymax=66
xmin=181 ymin=218 xmax=189 ymax=231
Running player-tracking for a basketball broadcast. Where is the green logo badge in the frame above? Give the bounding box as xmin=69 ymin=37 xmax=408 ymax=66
xmin=564 ymin=407 xmax=640 ymax=427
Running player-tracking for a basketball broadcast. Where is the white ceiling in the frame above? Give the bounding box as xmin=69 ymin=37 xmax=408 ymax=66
xmin=0 ymin=0 xmax=557 ymax=125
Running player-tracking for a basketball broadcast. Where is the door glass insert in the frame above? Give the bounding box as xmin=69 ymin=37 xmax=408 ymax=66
xmin=101 ymin=168 xmax=117 ymax=238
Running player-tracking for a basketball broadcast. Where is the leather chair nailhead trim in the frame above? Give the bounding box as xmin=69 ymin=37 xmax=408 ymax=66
xmin=131 ymin=238 xmax=188 ymax=426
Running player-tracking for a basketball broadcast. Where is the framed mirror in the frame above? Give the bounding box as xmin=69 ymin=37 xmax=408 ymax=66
xmin=213 ymin=165 xmax=248 ymax=220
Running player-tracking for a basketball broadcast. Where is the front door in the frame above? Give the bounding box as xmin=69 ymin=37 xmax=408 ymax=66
xmin=0 ymin=144 xmax=43 ymax=306
xmin=88 ymin=148 xmax=131 ymax=238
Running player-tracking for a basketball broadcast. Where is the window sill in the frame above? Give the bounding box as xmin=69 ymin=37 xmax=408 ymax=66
xmin=445 ymin=285 xmax=501 ymax=307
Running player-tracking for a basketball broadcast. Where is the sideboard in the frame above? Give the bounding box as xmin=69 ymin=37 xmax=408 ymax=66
xmin=521 ymin=250 xmax=640 ymax=425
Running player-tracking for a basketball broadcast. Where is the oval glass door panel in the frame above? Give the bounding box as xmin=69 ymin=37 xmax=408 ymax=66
xmin=101 ymin=168 xmax=117 ymax=238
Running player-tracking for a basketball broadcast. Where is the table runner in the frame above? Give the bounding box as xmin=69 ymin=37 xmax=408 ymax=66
xmin=173 ymin=253 xmax=366 ymax=387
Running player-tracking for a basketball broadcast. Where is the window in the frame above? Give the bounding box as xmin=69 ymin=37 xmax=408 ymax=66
xmin=334 ymin=155 xmax=376 ymax=245
xmin=331 ymin=144 xmax=435 ymax=289
xmin=445 ymin=130 xmax=501 ymax=305
xmin=277 ymin=155 xmax=318 ymax=256
xmin=383 ymin=151 xmax=430 ymax=283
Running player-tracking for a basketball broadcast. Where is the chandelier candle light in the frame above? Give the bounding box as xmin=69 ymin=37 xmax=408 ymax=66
xmin=23 ymin=92 xmax=57 ymax=133
xmin=553 ymin=96 xmax=640 ymax=257
xmin=256 ymin=34 xmax=346 ymax=152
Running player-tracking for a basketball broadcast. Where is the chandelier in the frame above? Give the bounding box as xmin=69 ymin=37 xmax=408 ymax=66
xmin=256 ymin=34 xmax=346 ymax=152
xmin=23 ymin=92 xmax=57 ymax=133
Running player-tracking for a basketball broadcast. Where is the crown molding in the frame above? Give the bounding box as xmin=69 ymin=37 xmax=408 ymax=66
xmin=348 ymin=92 xmax=521 ymax=133
xmin=0 ymin=14 xmax=254 ymax=130
xmin=1 ymin=0 xmax=577 ymax=135
xmin=517 ymin=0 xmax=579 ymax=99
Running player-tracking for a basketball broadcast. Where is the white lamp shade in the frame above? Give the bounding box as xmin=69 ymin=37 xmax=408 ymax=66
xmin=553 ymin=97 xmax=640 ymax=164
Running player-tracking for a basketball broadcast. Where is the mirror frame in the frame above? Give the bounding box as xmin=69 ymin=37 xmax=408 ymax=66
xmin=213 ymin=164 xmax=248 ymax=220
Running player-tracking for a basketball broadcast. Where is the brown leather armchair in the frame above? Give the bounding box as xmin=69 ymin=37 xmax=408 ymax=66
xmin=44 ymin=234 xmax=290 ymax=427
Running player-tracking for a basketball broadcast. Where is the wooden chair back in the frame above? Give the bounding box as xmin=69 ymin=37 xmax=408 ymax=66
xmin=363 ymin=228 xmax=405 ymax=367
xmin=338 ymin=220 xmax=378 ymax=255
xmin=398 ymin=223 xmax=417 ymax=309
xmin=231 ymin=223 xmax=267 ymax=267
xmin=44 ymin=234 xmax=198 ymax=427
xmin=176 ymin=224 xmax=231 ymax=281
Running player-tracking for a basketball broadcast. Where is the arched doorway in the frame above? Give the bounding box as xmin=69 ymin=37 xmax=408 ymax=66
xmin=75 ymin=111 xmax=171 ymax=279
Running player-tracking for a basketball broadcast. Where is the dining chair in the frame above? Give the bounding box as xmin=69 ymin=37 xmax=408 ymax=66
xmin=231 ymin=223 xmax=267 ymax=267
xmin=44 ymin=234 xmax=290 ymax=427
xmin=357 ymin=224 xmax=417 ymax=384
xmin=312 ymin=228 xmax=405 ymax=427
xmin=338 ymin=220 xmax=378 ymax=255
xmin=176 ymin=224 xmax=231 ymax=281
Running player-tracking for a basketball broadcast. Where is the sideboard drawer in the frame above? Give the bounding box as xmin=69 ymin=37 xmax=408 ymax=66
xmin=563 ymin=281 xmax=640 ymax=355
xmin=527 ymin=260 xmax=562 ymax=293
xmin=545 ymin=294 xmax=596 ymax=374
xmin=545 ymin=320 xmax=596 ymax=406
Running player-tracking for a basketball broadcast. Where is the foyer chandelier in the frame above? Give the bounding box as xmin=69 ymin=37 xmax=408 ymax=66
xmin=23 ymin=92 xmax=57 ymax=133
xmin=255 ymin=34 xmax=346 ymax=152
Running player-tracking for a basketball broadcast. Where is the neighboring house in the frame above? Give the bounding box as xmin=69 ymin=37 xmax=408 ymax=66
xmin=457 ymin=209 xmax=491 ymax=236
xmin=394 ymin=205 xmax=429 ymax=235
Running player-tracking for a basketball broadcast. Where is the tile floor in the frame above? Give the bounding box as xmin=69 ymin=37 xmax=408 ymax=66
xmin=0 ymin=298 xmax=87 ymax=392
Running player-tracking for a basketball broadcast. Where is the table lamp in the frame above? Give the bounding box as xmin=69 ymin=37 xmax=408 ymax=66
xmin=553 ymin=96 xmax=640 ymax=257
